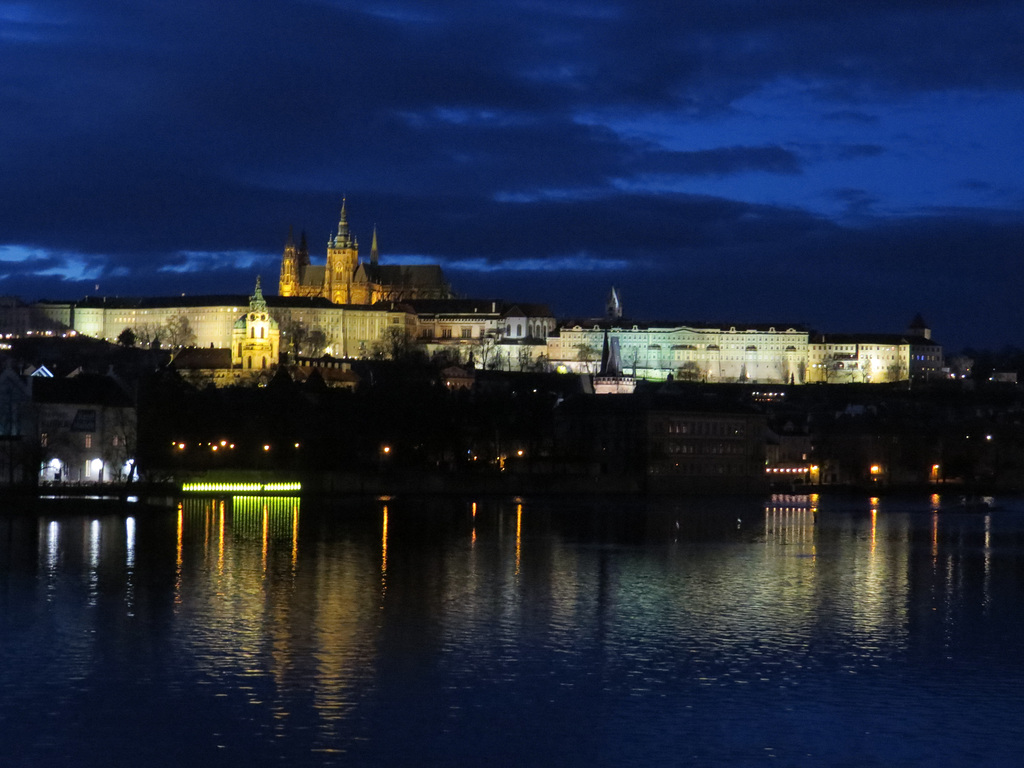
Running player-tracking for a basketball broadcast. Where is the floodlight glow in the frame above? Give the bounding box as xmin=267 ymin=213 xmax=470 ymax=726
xmin=181 ymin=481 xmax=302 ymax=493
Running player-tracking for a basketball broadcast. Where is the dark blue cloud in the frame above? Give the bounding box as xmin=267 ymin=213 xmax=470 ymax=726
xmin=1 ymin=0 xmax=1023 ymax=351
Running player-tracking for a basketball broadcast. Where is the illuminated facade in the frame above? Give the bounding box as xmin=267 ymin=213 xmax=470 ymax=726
xmin=549 ymin=314 xmax=942 ymax=385
xmin=278 ymin=201 xmax=453 ymax=305
xmin=231 ymin=278 xmax=280 ymax=371
xmin=34 ymin=295 xmax=417 ymax=360
xmin=806 ymin=319 xmax=943 ymax=383
xmin=547 ymin=321 xmax=809 ymax=383
xmin=32 ymin=372 xmax=137 ymax=483
xmin=407 ymin=299 xmax=556 ymax=369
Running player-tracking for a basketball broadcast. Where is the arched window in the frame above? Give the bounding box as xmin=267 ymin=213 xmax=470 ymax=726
xmin=247 ymin=358 xmax=252 ymax=369
xmin=262 ymin=357 xmax=267 ymax=369
xmin=259 ymin=327 xmax=265 ymax=339
xmin=517 ymin=324 xmax=522 ymax=336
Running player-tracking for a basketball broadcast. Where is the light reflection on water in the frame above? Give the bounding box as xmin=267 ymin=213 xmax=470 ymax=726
xmin=1 ymin=493 xmax=1024 ymax=766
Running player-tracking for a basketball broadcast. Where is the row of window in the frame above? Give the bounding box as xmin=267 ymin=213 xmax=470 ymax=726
xmin=650 ymin=461 xmax=750 ymax=476
xmin=665 ymin=421 xmax=746 ymax=437
xmin=40 ymin=433 xmax=120 ymax=448
xmin=663 ymin=441 xmax=747 ymax=456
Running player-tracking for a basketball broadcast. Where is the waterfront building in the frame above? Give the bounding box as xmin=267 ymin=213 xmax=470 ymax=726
xmin=31 ymin=371 xmax=136 ymax=484
xmin=553 ymin=393 xmax=767 ymax=492
xmin=278 ymin=201 xmax=452 ymax=304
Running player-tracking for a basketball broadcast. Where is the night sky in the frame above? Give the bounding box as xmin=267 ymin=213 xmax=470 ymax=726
xmin=3 ymin=1 xmax=1023 ymax=351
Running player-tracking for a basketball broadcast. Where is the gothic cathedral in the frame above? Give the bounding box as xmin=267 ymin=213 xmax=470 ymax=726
xmin=278 ymin=201 xmax=452 ymax=305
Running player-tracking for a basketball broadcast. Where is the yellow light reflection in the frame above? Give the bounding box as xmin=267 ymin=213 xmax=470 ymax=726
xmin=870 ymin=507 xmax=877 ymax=554
xmin=219 ymin=500 xmax=225 ymax=574
xmin=176 ymin=504 xmax=183 ymax=605
xmin=176 ymin=504 xmax=183 ymax=568
xmin=381 ymin=505 xmax=389 ymax=599
xmin=515 ymin=502 xmax=522 ymax=576
xmin=262 ymin=504 xmax=269 ymax=573
xmin=292 ymin=503 xmax=299 ymax=570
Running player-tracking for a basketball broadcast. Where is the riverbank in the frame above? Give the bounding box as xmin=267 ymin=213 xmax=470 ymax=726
xmin=3 ymin=469 xmax=1018 ymax=502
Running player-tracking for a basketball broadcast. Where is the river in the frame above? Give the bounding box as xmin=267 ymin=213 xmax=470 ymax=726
xmin=1 ymin=492 xmax=1022 ymax=767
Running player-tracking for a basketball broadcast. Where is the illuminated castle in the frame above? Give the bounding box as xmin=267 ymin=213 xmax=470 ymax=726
xmin=278 ymin=201 xmax=453 ymax=305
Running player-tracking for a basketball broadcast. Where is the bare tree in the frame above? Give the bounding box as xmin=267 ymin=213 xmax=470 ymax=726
xmin=163 ymin=313 xmax=196 ymax=348
xmin=677 ymin=361 xmax=702 ymax=382
xmin=307 ymin=328 xmax=330 ymax=357
xmin=103 ymin=406 xmax=138 ymax=484
xmin=575 ymin=341 xmax=599 ymax=373
xmin=277 ymin=312 xmax=309 ymax=356
xmin=516 ymin=344 xmax=532 ymax=372
xmin=477 ymin=334 xmax=497 ymax=370
xmin=372 ymin=325 xmax=413 ymax=360
xmin=131 ymin=322 xmax=160 ymax=348
xmin=627 ymin=346 xmax=643 ymax=377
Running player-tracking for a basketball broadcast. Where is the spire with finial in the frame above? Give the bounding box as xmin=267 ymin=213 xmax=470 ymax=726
xmin=370 ymin=225 xmax=379 ymax=266
xmin=332 ymin=197 xmax=354 ymax=248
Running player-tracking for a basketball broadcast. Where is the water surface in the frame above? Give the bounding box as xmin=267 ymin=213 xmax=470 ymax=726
xmin=1 ymin=493 xmax=1022 ymax=767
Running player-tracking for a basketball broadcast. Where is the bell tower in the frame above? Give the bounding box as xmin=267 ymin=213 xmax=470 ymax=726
xmin=325 ymin=199 xmax=359 ymax=304
xmin=279 ymin=227 xmax=298 ymax=297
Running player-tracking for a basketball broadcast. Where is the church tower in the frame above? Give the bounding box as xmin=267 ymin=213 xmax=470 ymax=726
xmin=325 ymin=200 xmax=359 ymax=304
xmin=232 ymin=277 xmax=280 ymax=371
xmin=279 ymin=227 xmax=298 ymax=297
xmin=606 ymin=286 xmax=623 ymax=320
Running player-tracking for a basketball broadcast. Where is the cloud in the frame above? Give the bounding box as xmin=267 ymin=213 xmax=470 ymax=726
xmin=1 ymin=0 xmax=1022 ymax=351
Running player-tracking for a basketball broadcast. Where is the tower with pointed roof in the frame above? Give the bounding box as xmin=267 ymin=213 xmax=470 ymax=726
xmin=607 ymin=286 xmax=623 ymax=320
xmin=325 ymin=200 xmax=359 ymax=304
xmin=279 ymin=227 xmax=298 ymax=297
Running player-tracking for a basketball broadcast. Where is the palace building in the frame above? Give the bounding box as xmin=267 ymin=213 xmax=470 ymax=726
xmin=278 ymin=201 xmax=453 ymax=304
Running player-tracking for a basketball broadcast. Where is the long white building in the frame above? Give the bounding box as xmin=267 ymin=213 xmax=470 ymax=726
xmin=547 ymin=321 xmax=810 ymax=383
xmin=33 ymin=292 xmax=416 ymax=358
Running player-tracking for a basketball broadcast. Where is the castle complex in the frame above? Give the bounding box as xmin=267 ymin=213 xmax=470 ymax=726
xmin=9 ymin=202 xmax=944 ymax=386
xmin=278 ymin=201 xmax=452 ymax=304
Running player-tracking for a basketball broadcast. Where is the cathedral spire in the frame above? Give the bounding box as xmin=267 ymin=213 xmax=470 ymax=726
xmin=370 ymin=225 xmax=379 ymax=266
xmin=332 ymin=197 xmax=354 ymax=248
